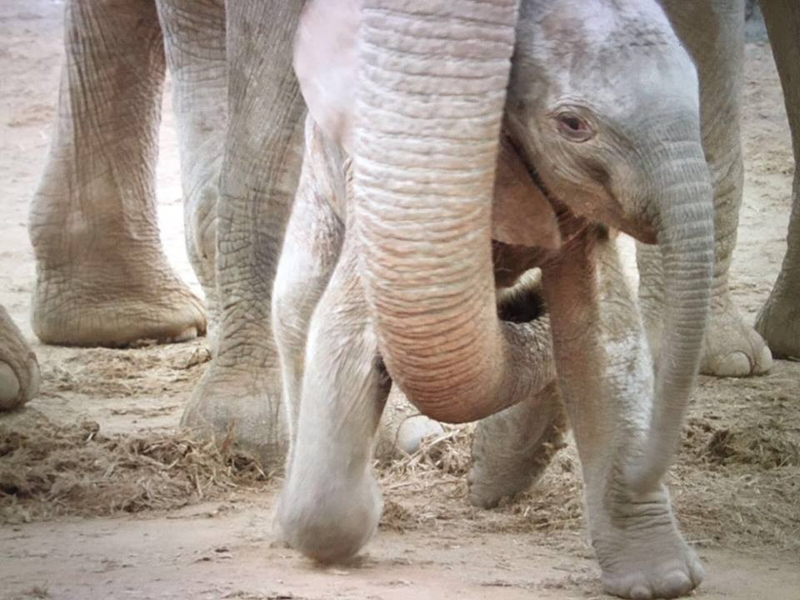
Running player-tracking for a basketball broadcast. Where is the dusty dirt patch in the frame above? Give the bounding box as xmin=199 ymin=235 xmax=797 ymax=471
xmin=0 ymin=1 xmax=799 ymax=599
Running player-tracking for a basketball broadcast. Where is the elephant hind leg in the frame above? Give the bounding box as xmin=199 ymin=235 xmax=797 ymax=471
xmin=468 ymin=381 xmax=566 ymax=509
xmin=181 ymin=2 xmax=306 ymax=473
xmin=468 ymin=276 xmax=566 ymax=509
xmin=29 ymin=0 xmax=206 ymax=347
xmin=755 ymin=1 xmax=800 ymax=359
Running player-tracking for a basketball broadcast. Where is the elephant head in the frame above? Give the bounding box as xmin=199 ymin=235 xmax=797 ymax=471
xmin=295 ymin=0 xmax=714 ymax=490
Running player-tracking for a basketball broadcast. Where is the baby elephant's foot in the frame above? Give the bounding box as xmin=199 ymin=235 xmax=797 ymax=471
xmin=0 ymin=306 xmax=40 ymax=410
xmin=277 ymin=470 xmax=382 ymax=563
xmin=594 ymin=489 xmax=704 ymax=599
xmin=468 ymin=384 xmax=566 ymax=509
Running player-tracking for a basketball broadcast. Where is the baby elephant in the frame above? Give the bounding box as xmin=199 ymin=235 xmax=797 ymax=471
xmin=275 ymin=1 xmax=715 ymax=599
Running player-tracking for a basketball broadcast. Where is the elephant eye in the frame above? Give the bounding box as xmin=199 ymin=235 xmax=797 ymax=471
xmin=555 ymin=113 xmax=594 ymax=143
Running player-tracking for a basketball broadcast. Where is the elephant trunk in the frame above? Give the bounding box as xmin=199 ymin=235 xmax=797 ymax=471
xmin=354 ymin=0 xmax=552 ymax=423
xmin=629 ymin=139 xmax=715 ymax=492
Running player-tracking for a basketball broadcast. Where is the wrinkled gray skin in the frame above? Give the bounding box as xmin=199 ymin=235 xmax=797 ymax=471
xmin=276 ymin=2 xmax=715 ymax=599
xmin=6 ymin=0 xmax=432 ymax=462
xmin=20 ymin=0 xmax=307 ymax=465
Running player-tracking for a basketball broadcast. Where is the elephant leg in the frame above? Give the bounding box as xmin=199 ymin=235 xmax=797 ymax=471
xmin=272 ymin=130 xmax=345 ymax=460
xmin=28 ymin=0 xmax=206 ymax=347
xmin=156 ymin=0 xmax=227 ymax=344
xmin=277 ymin=236 xmax=389 ymax=563
xmin=468 ymin=280 xmax=566 ymax=508
xmin=543 ymin=233 xmax=703 ymax=600
xmin=640 ymin=0 xmax=772 ymax=376
xmin=467 ymin=382 xmax=565 ymax=509
xmin=0 ymin=305 xmax=40 ymax=411
xmin=754 ymin=1 xmax=800 ymax=359
xmin=181 ymin=3 xmax=306 ymax=469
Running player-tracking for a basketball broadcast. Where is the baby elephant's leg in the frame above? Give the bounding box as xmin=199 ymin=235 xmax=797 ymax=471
xmin=543 ymin=234 xmax=703 ymax=600
xmin=272 ymin=159 xmax=344 ymax=459
xmin=468 ymin=382 xmax=565 ymax=508
xmin=468 ymin=277 xmax=566 ymax=507
xmin=277 ymin=236 xmax=388 ymax=563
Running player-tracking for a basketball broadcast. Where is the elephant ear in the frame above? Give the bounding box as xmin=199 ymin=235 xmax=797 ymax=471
xmin=493 ymin=138 xmax=562 ymax=250
xmin=294 ymin=0 xmax=359 ymax=153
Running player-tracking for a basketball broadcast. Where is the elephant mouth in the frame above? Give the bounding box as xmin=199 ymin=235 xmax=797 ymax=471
xmin=501 ymin=132 xmax=659 ymax=246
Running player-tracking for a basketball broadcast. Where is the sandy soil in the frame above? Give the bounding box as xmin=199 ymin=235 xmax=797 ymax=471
xmin=1 ymin=2 xmax=798 ymax=599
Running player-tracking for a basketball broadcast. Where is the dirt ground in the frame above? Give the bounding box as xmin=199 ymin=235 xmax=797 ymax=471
xmin=1 ymin=2 xmax=798 ymax=599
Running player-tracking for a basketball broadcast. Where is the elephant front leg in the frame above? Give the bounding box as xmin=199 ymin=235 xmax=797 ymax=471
xmin=180 ymin=2 xmax=306 ymax=470
xmin=754 ymin=1 xmax=800 ymax=359
xmin=543 ymin=234 xmax=703 ymax=600
xmin=28 ymin=0 xmax=206 ymax=347
xmin=277 ymin=239 xmax=389 ymax=563
xmin=640 ymin=0 xmax=771 ymax=377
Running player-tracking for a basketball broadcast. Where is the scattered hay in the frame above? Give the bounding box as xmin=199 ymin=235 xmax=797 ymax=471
xmin=40 ymin=342 xmax=210 ymax=399
xmin=381 ymin=425 xmax=474 ymax=482
xmin=3 ymin=362 xmax=799 ymax=557
xmin=378 ymin=424 xmax=584 ymax=537
xmin=0 ymin=413 xmax=269 ymax=523
xmin=379 ymin=499 xmax=414 ymax=532
xmin=376 ymin=413 xmax=799 ymax=554
xmin=703 ymin=423 xmax=799 ymax=469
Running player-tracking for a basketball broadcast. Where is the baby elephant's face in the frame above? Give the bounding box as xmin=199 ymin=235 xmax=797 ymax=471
xmin=505 ymin=0 xmax=701 ymax=243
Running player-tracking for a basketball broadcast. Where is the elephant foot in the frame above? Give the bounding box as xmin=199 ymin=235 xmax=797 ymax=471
xmin=277 ymin=468 xmax=382 ymax=564
xmin=754 ymin=287 xmax=800 ymax=359
xmin=646 ymin=294 xmax=772 ymax=377
xmin=31 ymin=256 xmax=206 ymax=347
xmin=595 ymin=489 xmax=704 ymax=599
xmin=699 ymin=299 xmax=773 ymax=377
xmin=468 ymin=383 xmax=566 ymax=509
xmin=0 ymin=306 xmax=41 ymax=410
xmin=181 ymin=362 xmax=288 ymax=471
